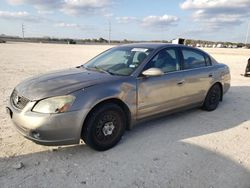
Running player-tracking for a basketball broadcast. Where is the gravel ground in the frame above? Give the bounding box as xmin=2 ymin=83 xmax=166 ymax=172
xmin=0 ymin=42 xmax=249 ymax=188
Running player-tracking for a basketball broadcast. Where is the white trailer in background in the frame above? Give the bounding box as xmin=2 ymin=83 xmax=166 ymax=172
xmin=216 ymin=43 xmax=223 ymax=48
xmin=172 ymin=38 xmax=185 ymax=44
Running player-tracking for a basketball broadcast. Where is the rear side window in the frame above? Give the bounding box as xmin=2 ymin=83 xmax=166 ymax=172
xmin=182 ymin=49 xmax=206 ymax=69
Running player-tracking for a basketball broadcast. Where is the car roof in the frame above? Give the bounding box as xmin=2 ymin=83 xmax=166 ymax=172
xmin=114 ymin=43 xmax=212 ymax=58
xmin=116 ymin=43 xmax=185 ymax=50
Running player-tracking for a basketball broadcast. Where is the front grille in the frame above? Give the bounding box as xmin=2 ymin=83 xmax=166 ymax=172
xmin=11 ymin=90 xmax=30 ymax=110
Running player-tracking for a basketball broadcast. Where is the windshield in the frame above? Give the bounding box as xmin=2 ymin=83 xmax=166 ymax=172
xmin=83 ymin=47 xmax=153 ymax=76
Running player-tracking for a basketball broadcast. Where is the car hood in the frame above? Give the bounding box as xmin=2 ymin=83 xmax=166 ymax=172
xmin=15 ymin=68 xmax=117 ymax=101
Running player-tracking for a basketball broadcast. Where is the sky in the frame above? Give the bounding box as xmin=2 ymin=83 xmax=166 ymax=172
xmin=0 ymin=0 xmax=249 ymax=42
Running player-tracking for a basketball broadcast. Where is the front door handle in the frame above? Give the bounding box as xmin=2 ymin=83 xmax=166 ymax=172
xmin=177 ymin=80 xmax=185 ymax=85
xmin=208 ymin=73 xmax=213 ymax=77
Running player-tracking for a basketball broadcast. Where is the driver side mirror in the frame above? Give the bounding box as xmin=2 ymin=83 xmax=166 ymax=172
xmin=142 ymin=68 xmax=164 ymax=77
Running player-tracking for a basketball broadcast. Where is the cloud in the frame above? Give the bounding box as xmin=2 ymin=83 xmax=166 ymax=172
xmin=104 ymin=13 xmax=113 ymax=18
xmin=115 ymin=15 xmax=179 ymax=29
xmin=180 ymin=0 xmax=249 ymax=10
xmin=63 ymin=0 xmax=110 ymax=9
xmin=115 ymin=16 xmax=137 ymax=24
xmin=142 ymin=15 xmax=179 ymax=28
xmin=180 ymin=0 xmax=250 ymax=30
xmin=8 ymin=0 xmax=61 ymax=10
xmin=37 ymin=10 xmax=54 ymax=14
xmin=55 ymin=22 xmax=80 ymax=28
xmin=0 ymin=11 xmax=40 ymax=22
xmin=62 ymin=0 xmax=111 ymax=15
xmin=8 ymin=0 xmax=112 ymax=15
xmin=54 ymin=22 xmax=96 ymax=32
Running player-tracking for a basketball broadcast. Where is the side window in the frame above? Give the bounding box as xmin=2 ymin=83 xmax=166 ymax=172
xmin=144 ymin=48 xmax=180 ymax=73
xmin=182 ymin=49 xmax=206 ymax=69
xmin=205 ymin=55 xmax=211 ymax=66
xmin=132 ymin=51 xmax=147 ymax=64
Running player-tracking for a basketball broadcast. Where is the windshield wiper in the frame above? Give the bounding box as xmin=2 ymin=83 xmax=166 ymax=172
xmin=84 ymin=65 xmax=124 ymax=76
xmin=83 ymin=65 xmax=99 ymax=72
xmin=84 ymin=65 xmax=116 ymax=75
xmin=93 ymin=66 xmax=111 ymax=74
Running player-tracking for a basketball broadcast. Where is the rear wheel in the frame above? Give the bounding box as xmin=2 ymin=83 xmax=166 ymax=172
xmin=82 ymin=103 xmax=126 ymax=151
xmin=203 ymin=84 xmax=221 ymax=111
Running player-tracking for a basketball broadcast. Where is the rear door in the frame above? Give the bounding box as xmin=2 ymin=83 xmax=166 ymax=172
xmin=179 ymin=47 xmax=214 ymax=105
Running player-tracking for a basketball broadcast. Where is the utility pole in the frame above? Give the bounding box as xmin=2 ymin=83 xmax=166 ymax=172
xmin=108 ymin=20 xmax=111 ymax=44
xmin=22 ymin=23 xmax=25 ymax=39
xmin=161 ymin=23 xmax=164 ymax=42
xmin=245 ymin=21 xmax=250 ymax=45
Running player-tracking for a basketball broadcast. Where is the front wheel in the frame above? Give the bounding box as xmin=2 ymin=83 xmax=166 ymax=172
xmin=202 ymin=84 xmax=222 ymax=111
xmin=82 ymin=103 xmax=126 ymax=151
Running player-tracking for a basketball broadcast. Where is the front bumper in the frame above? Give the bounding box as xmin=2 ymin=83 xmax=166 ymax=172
xmin=6 ymin=99 xmax=86 ymax=146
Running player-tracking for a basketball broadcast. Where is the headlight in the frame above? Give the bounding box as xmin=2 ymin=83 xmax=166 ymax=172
xmin=32 ymin=95 xmax=75 ymax=114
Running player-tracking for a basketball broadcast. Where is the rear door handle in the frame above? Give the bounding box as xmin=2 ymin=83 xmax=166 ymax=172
xmin=177 ymin=80 xmax=185 ymax=85
xmin=208 ymin=73 xmax=213 ymax=77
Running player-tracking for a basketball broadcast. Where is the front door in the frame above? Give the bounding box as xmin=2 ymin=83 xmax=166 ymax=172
xmin=137 ymin=47 xmax=186 ymax=119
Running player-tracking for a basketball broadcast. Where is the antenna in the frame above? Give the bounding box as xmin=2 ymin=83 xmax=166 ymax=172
xmin=22 ymin=23 xmax=25 ymax=39
xmin=245 ymin=21 xmax=250 ymax=45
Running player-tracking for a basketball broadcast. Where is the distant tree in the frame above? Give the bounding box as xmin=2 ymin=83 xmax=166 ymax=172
xmin=185 ymin=39 xmax=192 ymax=45
xmin=68 ymin=39 xmax=76 ymax=44
xmin=83 ymin=39 xmax=91 ymax=43
xmin=236 ymin=43 xmax=244 ymax=48
xmin=112 ymin=40 xmax=121 ymax=43
xmin=98 ymin=37 xmax=108 ymax=43
xmin=92 ymin=38 xmax=99 ymax=43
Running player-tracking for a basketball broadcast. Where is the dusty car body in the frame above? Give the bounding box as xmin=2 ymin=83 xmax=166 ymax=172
xmin=6 ymin=43 xmax=230 ymax=150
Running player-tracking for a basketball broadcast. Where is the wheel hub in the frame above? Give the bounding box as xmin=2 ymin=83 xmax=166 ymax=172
xmin=102 ymin=122 xmax=115 ymax=136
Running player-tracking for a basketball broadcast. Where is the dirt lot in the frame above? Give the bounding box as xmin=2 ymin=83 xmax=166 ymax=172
xmin=0 ymin=42 xmax=250 ymax=188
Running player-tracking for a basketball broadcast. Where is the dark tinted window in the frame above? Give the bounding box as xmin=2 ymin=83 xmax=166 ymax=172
xmin=182 ymin=49 xmax=206 ymax=69
xmin=144 ymin=48 xmax=180 ymax=73
xmin=205 ymin=55 xmax=211 ymax=66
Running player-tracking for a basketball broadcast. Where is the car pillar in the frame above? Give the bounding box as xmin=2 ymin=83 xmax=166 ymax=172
xmin=244 ymin=58 xmax=250 ymax=77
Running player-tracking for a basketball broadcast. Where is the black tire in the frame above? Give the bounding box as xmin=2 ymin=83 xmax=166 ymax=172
xmin=82 ymin=103 xmax=126 ymax=151
xmin=202 ymin=84 xmax=222 ymax=111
